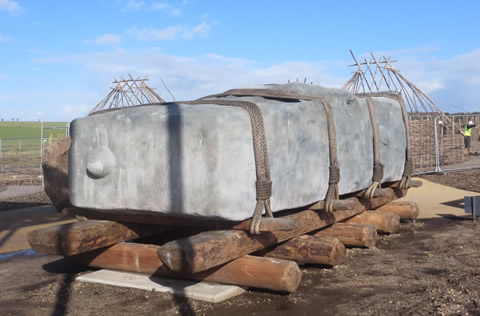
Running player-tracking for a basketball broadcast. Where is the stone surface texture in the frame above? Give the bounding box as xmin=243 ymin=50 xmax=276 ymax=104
xmin=43 ymin=136 xmax=71 ymax=210
xmin=69 ymin=83 xmax=406 ymax=220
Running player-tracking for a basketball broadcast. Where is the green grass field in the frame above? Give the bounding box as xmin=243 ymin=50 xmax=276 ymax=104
xmin=0 ymin=122 xmax=68 ymax=169
xmin=0 ymin=121 xmax=68 ymax=140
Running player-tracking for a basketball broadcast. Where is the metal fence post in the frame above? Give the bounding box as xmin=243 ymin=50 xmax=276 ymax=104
xmin=0 ymin=139 xmax=3 ymax=171
xmin=40 ymin=121 xmax=43 ymax=168
xmin=40 ymin=121 xmax=44 ymax=186
xmin=434 ymin=116 xmax=441 ymax=172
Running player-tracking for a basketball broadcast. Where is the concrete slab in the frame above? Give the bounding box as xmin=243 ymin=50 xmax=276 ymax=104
xmin=76 ymin=269 xmax=246 ymax=303
xmin=399 ymin=177 xmax=477 ymax=219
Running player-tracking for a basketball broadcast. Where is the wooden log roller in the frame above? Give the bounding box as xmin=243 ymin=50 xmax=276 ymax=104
xmin=375 ymin=201 xmax=420 ymax=221
xmin=345 ymin=211 xmax=400 ymax=234
xmin=264 ymin=235 xmax=346 ymax=266
xmin=66 ymin=242 xmax=302 ymax=293
xmin=313 ymin=223 xmax=377 ymax=248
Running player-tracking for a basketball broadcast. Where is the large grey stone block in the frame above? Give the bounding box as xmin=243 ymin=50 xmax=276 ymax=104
xmin=69 ymin=83 xmax=406 ymax=221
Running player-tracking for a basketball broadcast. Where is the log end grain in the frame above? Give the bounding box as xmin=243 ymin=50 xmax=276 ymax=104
xmin=345 ymin=211 xmax=400 ymax=234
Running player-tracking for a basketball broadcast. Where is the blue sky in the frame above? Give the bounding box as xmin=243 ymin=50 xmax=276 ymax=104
xmin=0 ymin=0 xmax=479 ymax=121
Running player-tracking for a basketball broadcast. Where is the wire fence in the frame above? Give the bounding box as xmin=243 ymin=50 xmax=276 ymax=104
xmin=0 ymin=122 xmax=69 ymax=187
xmin=1 ymin=116 xmax=480 ymax=188
xmin=409 ymin=114 xmax=480 ymax=174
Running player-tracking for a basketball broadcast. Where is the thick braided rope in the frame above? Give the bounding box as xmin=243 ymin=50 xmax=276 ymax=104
xmin=89 ymin=95 xmax=276 ymax=233
xmin=356 ymin=95 xmax=384 ymax=199
xmin=322 ymin=101 xmax=340 ymax=213
xmin=179 ymin=99 xmax=273 ymax=234
xmin=90 ymin=88 xmax=342 ymax=222
xmin=202 ymin=88 xmax=340 ymax=213
xmin=358 ymin=92 xmax=412 ymax=189
xmin=200 ymin=88 xmax=328 ymax=102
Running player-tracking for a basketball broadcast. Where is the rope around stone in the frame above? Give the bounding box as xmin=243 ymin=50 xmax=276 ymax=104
xmin=178 ymin=98 xmax=273 ymax=235
xmin=201 ymin=88 xmax=341 ymax=213
xmin=357 ymin=92 xmax=412 ymax=189
xmin=356 ymin=95 xmax=384 ymax=199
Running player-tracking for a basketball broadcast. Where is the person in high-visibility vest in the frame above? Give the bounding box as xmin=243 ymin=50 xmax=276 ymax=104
xmin=463 ymin=120 xmax=476 ymax=155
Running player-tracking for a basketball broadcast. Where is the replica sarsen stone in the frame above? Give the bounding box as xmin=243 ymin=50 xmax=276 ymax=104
xmin=69 ymin=83 xmax=406 ymax=221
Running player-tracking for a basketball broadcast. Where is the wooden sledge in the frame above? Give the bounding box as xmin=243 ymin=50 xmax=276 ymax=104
xmin=28 ymin=181 xmax=421 ymax=294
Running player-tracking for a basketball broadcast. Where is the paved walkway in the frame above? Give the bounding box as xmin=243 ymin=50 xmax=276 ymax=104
xmin=399 ymin=177 xmax=476 ymax=219
xmin=0 ymin=205 xmax=75 ymax=253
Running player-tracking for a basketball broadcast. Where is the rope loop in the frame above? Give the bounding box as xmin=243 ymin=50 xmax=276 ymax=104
xmin=255 ymin=179 xmax=272 ymax=200
xmin=328 ymin=166 xmax=341 ymax=185
xmin=372 ymin=163 xmax=384 ymax=183
xmin=403 ymin=159 xmax=413 ymax=176
xmin=357 ymin=92 xmax=411 ymax=190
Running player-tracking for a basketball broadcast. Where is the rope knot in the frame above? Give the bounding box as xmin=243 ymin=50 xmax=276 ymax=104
xmin=255 ymin=180 xmax=272 ymax=200
xmin=403 ymin=159 xmax=413 ymax=176
xmin=372 ymin=163 xmax=384 ymax=182
xmin=328 ymin=166 xmax=340 ymax=185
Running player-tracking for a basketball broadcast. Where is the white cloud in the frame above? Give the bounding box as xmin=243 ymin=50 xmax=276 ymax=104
xmin=366 ymin=46 xmax=441 ymax=59
xmin=36 ymin=111 xmax=46 ymax=118
xmin=31 ymin=57 xmax=68 ymax=64
xmin=0 ymin=35 xmax=11 ymax=42
xmin=353 ymin=48 xmax=480 ymax=112
xmin=72 ymin=50 xmax=345 ymax=103
xmin=84 ymin=33 xmax=121 ymax=45
xmin=128 ymin=26 xmax=183 ymax=41
xmin=24 ymin=46 xmax=480 ymax=120
xmin=63 ymin=104 xmax=90 ymax=117
xmin=123 ymin=0 xmax=143 ymax=11
xmin=28 ymin=48 xmax=44 ymax=54
xmin=129 ymin=22 xmax=211 ymax=41
xmin=152 ymin=2 xmax=182 ymax=16
xmin=183 ymin=22 xmax=209 ymax=39
xmin=0 ymin=0 xmax=21 ymax=12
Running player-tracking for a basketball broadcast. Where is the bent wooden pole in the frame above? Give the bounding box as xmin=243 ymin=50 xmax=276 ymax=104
xmin=264 ymin=235 xmax=345 ymax=266
xmin=158 ymin=188 xmax=407 ymax=273
xmin=375 ymin=201 xmax=420 ymax=220
xmin=67 ymin=242 xmax=301 ymax=293
xmin=27 ymin=220 xmax=169 ymax=256
xmin=344 ymin=211 xmax=400 ymax=234
xmin=313 ymin=223 xmax=377 ymax=248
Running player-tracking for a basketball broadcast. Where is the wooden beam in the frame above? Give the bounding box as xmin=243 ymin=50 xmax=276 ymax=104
xmin=368 ymin=188 xmax=407 ymax=209
xmin=67 ymin=242 xmax=301 ymax=293
xmin=307 ymin=199 xmax=356 ymax=211
xmin=264 ymin=235 xmax=345 ymax=266
xmin=158 ymin=188 xmax=406 ymax=273
xmin=65 ymin=208 xmax=296 ymax=232
xmin=27 ymin=220 xmax=169 ymax=256
xmin=375 ymin=201 xmax=420 ymax=220
xmin=313 ymin=223 xmax=377 ymax=248
xmin=345 ymin=211 xmax=400 ymax=234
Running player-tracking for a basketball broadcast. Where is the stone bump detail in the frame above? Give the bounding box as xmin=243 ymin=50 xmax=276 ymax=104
xmin=86 ymin=146 xmax=116 ymax=178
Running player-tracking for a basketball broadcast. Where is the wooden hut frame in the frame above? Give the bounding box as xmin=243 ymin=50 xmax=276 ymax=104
xmin=89 ymin=75 xmax=165 ymax=115
xmin=343 ymin=50 xmax=444 ymax=115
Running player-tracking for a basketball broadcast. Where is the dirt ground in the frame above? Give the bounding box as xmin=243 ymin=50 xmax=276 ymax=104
xmin=0 ymin=190 xmax=51 ymax=212
xmin=421 ymin=169 xmax=480 ymax=193
xmin=1 ymin=172 xmax=480 ymax=315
